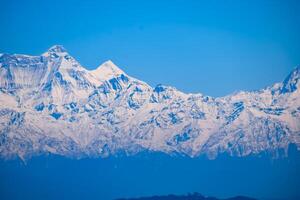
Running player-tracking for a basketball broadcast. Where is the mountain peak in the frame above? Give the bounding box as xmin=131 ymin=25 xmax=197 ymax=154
xmin=280 ymin=65 xmax=300 ymax=94
xmin=101 ymin=60 xmax=123 ymax=72
xmin=90 ymin=60 xmax=125 ymax=81
xmin=294 ymin=65 xmax=300 ymax=74
xmin=42 ymin=45 xmax=68 ymax=57
xmin=47 ymin=45 xmax=67 ymax=53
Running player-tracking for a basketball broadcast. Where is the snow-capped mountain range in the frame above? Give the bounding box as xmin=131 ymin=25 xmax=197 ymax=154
xmin=0 ymin=45 xmax=299 ymax=160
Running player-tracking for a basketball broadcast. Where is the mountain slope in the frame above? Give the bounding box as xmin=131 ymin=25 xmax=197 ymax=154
xmin=0 ymin=45 xmax=299 ymax=159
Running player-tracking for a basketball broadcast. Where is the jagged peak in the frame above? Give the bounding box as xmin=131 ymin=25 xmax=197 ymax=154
xmin=47 ymin=45 xmax=67 ymax=53
xmin=42 ymin=45 xmax=68 ymax=57
xmin=90 ymin=60 xmax=126 ymax=81
xmin=280 ymin=65 xmax=300 ymax=94
xmin=292 ymin=65 xmax=300 ymax=75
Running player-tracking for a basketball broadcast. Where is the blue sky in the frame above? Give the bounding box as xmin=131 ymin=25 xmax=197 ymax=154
xmin=1 ymin=0 xmax=299 ymax=96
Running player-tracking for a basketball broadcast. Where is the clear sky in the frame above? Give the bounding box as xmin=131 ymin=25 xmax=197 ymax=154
xmin=1 ymin=0 xmax=299 ymax=97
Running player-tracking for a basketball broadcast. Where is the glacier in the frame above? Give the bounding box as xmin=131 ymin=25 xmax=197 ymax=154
xmin=0 ymin=45 xmax=299 ymax=160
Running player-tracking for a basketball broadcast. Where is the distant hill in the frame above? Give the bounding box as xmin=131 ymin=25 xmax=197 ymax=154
xmin=116 ymin=193 xmax=257 ymax=200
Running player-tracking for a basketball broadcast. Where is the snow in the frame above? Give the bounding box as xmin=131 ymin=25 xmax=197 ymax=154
xmin=90 ymin=60 xmax=125 ymax=81
xmin=0 ymin=45 xmax=299 ymax=159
